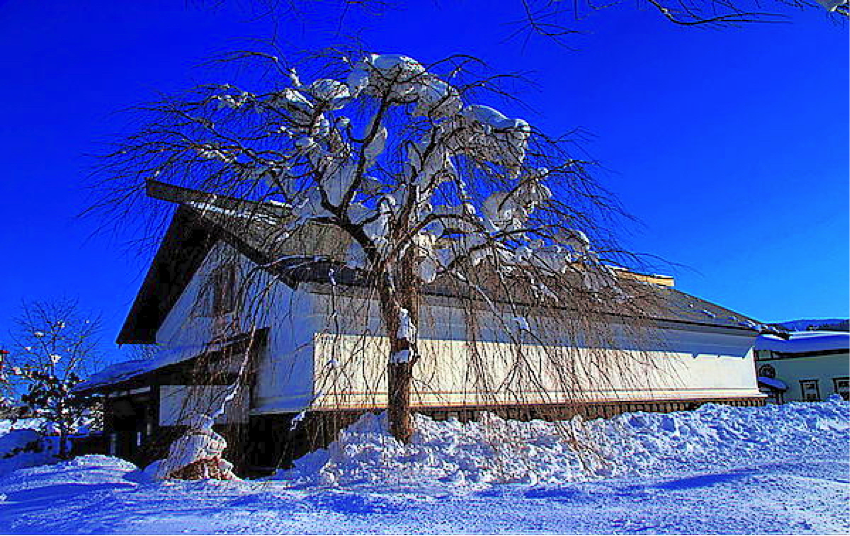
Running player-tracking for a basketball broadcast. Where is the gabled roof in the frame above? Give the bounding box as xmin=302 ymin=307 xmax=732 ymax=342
xmin=117 ymin=206 xmax=220 ymax=344
xmin=263 ymin=256 xmax=773 ymax=335
xmin=118 ymin=181 xmax=777 ymax=345
xmin=117 ymin=181 xmax=346 ymax=344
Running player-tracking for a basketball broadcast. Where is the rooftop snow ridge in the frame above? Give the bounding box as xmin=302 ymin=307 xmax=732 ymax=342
xmin=610 ymin=266 xmax=674 ymax=287
xmin=755 ymin=331 xmax=850 ymax=354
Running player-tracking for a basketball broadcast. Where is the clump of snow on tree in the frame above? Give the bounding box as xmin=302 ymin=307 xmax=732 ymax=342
xmin=816 ymin=0 xmax=849 ymax=14
xmin=203 ymin=52 xmax=613 ymax=293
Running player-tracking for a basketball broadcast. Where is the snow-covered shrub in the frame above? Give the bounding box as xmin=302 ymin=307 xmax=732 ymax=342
xmin=154 ymin=414 xmax=238 ymax=480
xmin=0 ymin=429 xmax=42 ymax=459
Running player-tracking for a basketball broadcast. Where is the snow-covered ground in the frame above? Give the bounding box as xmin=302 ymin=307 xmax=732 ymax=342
xmin=0 ymin=400 xmax=847 ymax=534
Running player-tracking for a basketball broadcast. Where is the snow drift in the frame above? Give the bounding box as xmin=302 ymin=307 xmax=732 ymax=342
xmin=0 ymin=432 xmax=57 ymax=477
xmin=0 ymin=400 xmax=847 ymax=534
xmin=278 ymin=397 xmax=850 ymax=488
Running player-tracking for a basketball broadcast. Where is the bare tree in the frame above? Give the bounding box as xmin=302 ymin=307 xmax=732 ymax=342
xmin=0 ymin=349 xmax=12 ymax=416
xmin=511 ymin=0 xmax=846 ymax=40
xmin=8 ymin=300 xmax=102 ymax=458
xmin=94 ymin=50 xmax=670 ymax=444
xmin=188 ymin=0 xmax=847 ymax=47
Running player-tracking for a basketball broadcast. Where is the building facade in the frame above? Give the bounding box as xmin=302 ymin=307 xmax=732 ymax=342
xmin=755 ymin=331 xmax=850 ymax=403
xmin=75 ymin=181 xmax=772 ymax=473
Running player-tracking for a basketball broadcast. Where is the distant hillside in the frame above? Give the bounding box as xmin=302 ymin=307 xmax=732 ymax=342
xmin=772 ymin=319 xmax=849 ymax=332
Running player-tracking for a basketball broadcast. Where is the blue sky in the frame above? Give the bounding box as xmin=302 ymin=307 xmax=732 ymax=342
xmin=0 ymin=1 xmax=847 ymax=363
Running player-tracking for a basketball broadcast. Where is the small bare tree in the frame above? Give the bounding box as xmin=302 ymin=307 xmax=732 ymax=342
xmin=0 ymin=349 xmax=13 ymax=417
xmin=8 ymin=300 xmax=102 ymax=458
xmin=95 ymin=50 xmax=667 ymax=444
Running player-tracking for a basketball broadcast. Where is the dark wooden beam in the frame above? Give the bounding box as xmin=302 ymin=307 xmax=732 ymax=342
xmin=146 ymin=180 xmax=290 ymax=220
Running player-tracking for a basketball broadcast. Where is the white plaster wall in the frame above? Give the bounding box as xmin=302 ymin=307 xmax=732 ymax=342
xmin=155 ymin=242 xmax=239 ymax=352
xmin=310 ymin=331 xmax=760 ymax=409
xmin=153 ymin=249 xmax=762 ymax=415
xmin=762 ymin=352 xmax=850 ymax=402
xmin=306 ymin=290 xmax=762 ymax=409
xmin=159 ymin=384 xmax=248 ymax=425
xmin=153 ymin=241 xmax=319 ymax=415
xmin=250 ymin=280 xmax=322 ymax=414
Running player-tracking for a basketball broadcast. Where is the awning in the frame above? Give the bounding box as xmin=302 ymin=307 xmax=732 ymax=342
xmin=757 ymin=376 xmax=787 ymax=392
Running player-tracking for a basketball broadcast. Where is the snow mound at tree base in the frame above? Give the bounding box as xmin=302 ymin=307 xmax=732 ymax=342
xmin=277 ymin=398 xmax=850 ymax=489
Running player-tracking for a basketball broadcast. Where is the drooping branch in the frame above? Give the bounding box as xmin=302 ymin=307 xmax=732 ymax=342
xmin=95 ymin=49 xmax=674 ymax=447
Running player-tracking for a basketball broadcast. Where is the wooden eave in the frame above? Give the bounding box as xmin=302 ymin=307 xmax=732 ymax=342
xmin=82 ymin=329 xmax=269 ymax=395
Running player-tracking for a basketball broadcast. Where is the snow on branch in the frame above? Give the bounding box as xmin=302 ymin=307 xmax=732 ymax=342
xmin=104 ymin=51 xmax=626 ymax=298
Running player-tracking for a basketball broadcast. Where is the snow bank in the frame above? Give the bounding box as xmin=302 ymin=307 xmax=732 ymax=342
xmin=0 ymin=420 xmax=56 ymax=476
xmin=0 ymin=455 xmax=138 ymax=495
xmin=277 ymin=398 xmax=850 ymax=488
xmin=1 ymin=405 xmax=847 ymax=534
xmin=0 ymin=429 xmax=41 ymax=459
xmin=0 ymin=439 xmax=56 ymax=476
xmin=0 ymin=417 xmax=99 ymax=477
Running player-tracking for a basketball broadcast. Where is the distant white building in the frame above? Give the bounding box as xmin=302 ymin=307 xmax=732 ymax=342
xmin=755 ymin=331 xmax=850 ymax=403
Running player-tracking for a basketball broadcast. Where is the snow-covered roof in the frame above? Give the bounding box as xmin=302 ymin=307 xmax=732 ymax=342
xmin=773 ymin=318 xmax=848 ymax=332
xmin=73 ymin=359 xmax=154 ymax=393
xmin=117 ymin=181 xmax=774 ymax=351
xmin=757 ymin=376 xmax=787 ymax=391
xmin=754 ymin=331 xmax=850 ymax=355
xmin=76 ymin=331 xmax=267 ymax=393
xmin=73 ymin=343 xmax=207 ymax=393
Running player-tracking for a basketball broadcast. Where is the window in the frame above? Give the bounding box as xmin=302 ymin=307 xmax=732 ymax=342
xmin=198 ymin=265 xmax=236 ymax=317
xmin=799 ymin=380 xmax=820 ymax=402
xmin=758 ymin=364 xmax=776 ymax=379
xmin=833 ymin=377 xmax=849 ymax=401
xmin=764 ymin=390 xmax=784 ymax=405
xmin=108 ymin=433 xmax=118 ymax=456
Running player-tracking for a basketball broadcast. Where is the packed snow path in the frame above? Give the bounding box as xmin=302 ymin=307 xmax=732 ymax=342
xmin=0 ymin=401 xmax=847 ymax=534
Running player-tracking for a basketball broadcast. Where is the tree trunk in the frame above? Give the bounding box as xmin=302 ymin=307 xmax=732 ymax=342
xmin=377 ymin=266 xmax=420 ymax=444
xmin=58 ymin=426 xmax=69 ymax=459
xmin=388 ymin=360 xmax=416 ymax=443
